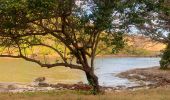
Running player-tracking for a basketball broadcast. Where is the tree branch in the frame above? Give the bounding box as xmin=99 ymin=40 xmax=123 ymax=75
xmin=0 ymin=54 xmax=83 ymax=70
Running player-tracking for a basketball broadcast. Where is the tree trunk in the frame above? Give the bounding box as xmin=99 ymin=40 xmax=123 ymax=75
xmin=85 ymin=71 xmax=100 ymax=95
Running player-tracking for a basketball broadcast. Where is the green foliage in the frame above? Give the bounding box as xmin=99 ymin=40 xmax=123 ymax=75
xmin=0 ymin=0 xmax=161 ymax=53
xmin=111 ymin=32 xmax=126 ymax=54
xmin=159 ymin=1 xmax=170 ymax=69
xmin=160 ymin=43 xmax=170 ymax=70
xmin=0 ymin=0 xmax=27 ymax=28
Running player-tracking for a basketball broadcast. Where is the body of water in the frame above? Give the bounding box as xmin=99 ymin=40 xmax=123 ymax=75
xmin=94 ymin=57 xmax=161 ymax=87
xmin=0 ymin=57 xmax=161 ymax=87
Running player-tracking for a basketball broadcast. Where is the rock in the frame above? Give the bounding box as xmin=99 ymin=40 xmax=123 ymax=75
xmin=106 ymin=88 xmax=112 ymax=92
xmin=31 ymin=82 xmax=39 ymax=86
xmin=38 ymin=83 xmax=50 ymax=87
xmin=10 ymin=89 xmax=25 ymax=93
xmin=34 ymin=77 xmax=46 ymax=83
xmin=44 ymin=87 xmax=55 ymax=91
xmin=77 ymin=81 xmax=83 ymax=85
xmin=7 ymin=84 xmax=18 ymax=90
xmin=116 ymin=85 xmax=126 ymax=89
xmin=70 ymin=87 xmax=75 ymax=90
xmin=32 ymin=77 xmax=47 ymax=87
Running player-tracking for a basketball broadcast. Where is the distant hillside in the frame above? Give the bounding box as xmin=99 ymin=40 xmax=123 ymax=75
xmin=99 ymin=35 xmax=166 ymax=57
xmin=126 ymin=35 xmax=165 ymax=52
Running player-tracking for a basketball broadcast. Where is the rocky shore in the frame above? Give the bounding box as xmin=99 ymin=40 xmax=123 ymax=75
xmin=117 ymin=66 xmax=170 ymax=89
xmin=0 ymin=82 xmax=93 ymax=93
xmin=0 ymin=82 xmax=130 ymax=93
xmin=1 ymin=66 xmax=169 ymax=93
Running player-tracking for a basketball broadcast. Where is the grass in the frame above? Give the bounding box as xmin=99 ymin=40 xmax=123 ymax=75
xmin=0 ymin=58 xmax=85 ymax=84
xmin=0 ymin=88 xmax=170 ymax=100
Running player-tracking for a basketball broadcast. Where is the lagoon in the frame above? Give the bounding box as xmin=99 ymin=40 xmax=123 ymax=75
xmin=0 ymin=57 xmax=160 ymax=87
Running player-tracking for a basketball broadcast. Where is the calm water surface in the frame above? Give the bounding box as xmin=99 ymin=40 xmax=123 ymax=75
xmin=94 ymin=57 xmax=160 ymax=87
xmin=0 ymin=57 xmax=160 ymax=87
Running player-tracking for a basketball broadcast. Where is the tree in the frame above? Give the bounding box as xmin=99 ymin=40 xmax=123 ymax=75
xmin=0 ymin=0 xmax=124 ymax=94
xmin=133 ymin=0 xmax=170 ymax=69
xmin=156 ymin=1 xmax=170 ymax=69
xmin=0 ymin=0 xmax=157 ymax=94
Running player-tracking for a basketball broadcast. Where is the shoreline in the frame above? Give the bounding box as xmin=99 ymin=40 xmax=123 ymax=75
xmin=96 ymin=54 xmax=161 ymax=58
xmin=0 ymin=65 xmax=168 ymax=93
xmin=0 ymin=54 xmax=161 ymax=59
xmin=117 ymin=66 xmax=170 ymax=89
xmin=0 ymin=66 xmax=169 ymax=93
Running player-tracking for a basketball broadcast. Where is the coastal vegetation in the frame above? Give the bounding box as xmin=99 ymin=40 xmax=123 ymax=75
xmin=0 ymin=0 xmax=169 ymax=97
xmin=0 ymin=0 xmax=162 ymax=94
xmin=137 ymin=0 xmax=170 ymax=69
